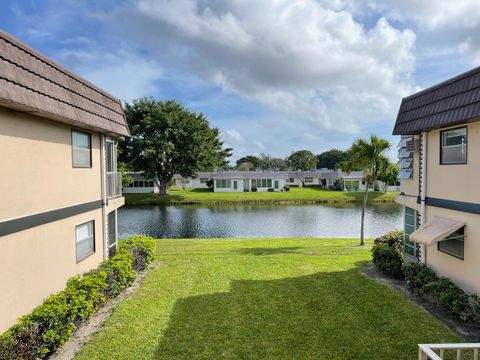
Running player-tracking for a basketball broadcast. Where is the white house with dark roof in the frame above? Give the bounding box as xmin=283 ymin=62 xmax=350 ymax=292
xmin=212 ymin=171 xmax=289 ymax=192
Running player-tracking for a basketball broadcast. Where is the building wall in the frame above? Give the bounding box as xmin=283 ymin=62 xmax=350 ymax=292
xmin=123 ymin=186 xmax=158 ymax=194
xmin=426 ymin=123 xmax=480 ymax=203
xmin=0 ymin=109 xmax=108 ymax=333
xmin=0 ymin=109 xmax=102 ymax=219
xmin=424 ymin=206 xmax=480 ymax=294
xmin=213 ymin=178 xmax=245 ymax=192
xmin=174 ymin=178 xmax=210 ymax=189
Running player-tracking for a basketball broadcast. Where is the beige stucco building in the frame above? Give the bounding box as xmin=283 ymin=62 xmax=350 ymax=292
xmin=394 ymin=66 xmax=480 ymax=294
xmin=0 ymin=31 xmax=129 ymax=332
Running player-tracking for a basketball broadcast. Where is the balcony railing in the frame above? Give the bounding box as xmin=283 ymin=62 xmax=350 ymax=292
xmin=106 ymin=172 xmax=122 ymax=198
xmin=419 ymin=343 xmax=480 ymax=360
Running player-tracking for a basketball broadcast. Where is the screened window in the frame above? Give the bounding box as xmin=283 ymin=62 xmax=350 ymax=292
xmin=288 ymin=178 xmax=295 ymax=183
xmin=441 ymin=127 xmax=467 ymax=164
xmin=305 ymin=177 xmax=314 ymax=183
xmin=438 ymin=228 xmax=464 ymax=259
xmin=216 ymin=179 xmax=231 ymax=188
xmin=404 ymin=207 xmax=416 ymax=257
xmin=76 ymin=221 xmax=95 ymax=261
xmin=72 ymin=130 xmax=91 ymax=167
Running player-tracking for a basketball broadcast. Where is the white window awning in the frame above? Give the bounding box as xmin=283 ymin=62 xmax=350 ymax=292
xmin=410 ymin=217 xmax=465 ymax=246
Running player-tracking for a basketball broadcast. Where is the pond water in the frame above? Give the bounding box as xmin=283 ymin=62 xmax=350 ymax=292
xmin=118 ymin=203 xmax=402 ymax=239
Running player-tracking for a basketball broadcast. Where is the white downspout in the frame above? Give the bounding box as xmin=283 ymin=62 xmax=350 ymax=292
xmin=419 ymin=132 xmax=427 ymax=263
xmin=100 ymin=134 xmax=108 ymax=260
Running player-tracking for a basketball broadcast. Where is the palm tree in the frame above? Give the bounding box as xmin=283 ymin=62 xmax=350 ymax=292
xmin=342 ymin=135 xmax=391 ymax=246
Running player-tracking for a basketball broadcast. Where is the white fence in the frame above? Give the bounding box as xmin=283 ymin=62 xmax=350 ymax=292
xmin=419 ymin=343 xmax=480 ymax=360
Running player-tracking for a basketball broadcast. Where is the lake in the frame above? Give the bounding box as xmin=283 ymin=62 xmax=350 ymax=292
xmin=118 ymin=203 xmax=403 ymax=239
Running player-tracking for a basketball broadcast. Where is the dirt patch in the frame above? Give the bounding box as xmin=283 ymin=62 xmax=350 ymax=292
xmin=362 ymin=263 xmax=480 ymax=342
xmin=50 ymin=262 xmax=160 ymax=360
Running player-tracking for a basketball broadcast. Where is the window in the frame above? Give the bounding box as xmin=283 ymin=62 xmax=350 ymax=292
xmin=200 ymin=178 xmax=209 ymax=184
xmin=305 ymin=177 xmax=314 ymax=183
xmin=216 ymin=179 xmax=231 ymax=188
xmin=441 ymin=127 xmax=467 ymax=164
xmin=438 ymin=227 xmax=464 ymax=259
xmin=76 ymin=221 xmax=95 ymax=261
xmin=149 ymin=180 xmax=155 ymax=187
xmin=288 ymin=178 xmax=295 ymax=183
xmin=72 ymin=130 xmax=91 ymax=167
xmin=404 ymin=207 xmax=416 ymax=257
xmin=233 ymin=181 xmax=238 ymax=190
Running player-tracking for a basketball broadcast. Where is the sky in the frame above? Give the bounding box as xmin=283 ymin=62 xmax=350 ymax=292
xmin=1 ymin=0 xmax=479 ymax=163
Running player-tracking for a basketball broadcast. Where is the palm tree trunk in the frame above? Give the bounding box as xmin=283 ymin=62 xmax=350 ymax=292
xmin=360 ymin=181 xmax=370 ymax=246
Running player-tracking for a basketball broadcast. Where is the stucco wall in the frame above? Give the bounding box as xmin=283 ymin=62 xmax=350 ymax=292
xmin=0 ymin=209 xmax=104 ymax=332
xmin=424 ymin=206 xmax=480 ymax=294
xmin=0 ymin=108 xmax=102 ymax=220
xmin=426 ymin=122 xmax=480 ymax=203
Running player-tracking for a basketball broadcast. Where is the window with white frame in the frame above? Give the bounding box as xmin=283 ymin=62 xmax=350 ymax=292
xmin=216 ymin=179 xmax=231 ymax=188
xmin=76 ymin=221 xmax=95 ymax=261
xmin=404 ymin=207 xmax=416 ymax=257
xmin=72 ymin=130 xmax=91 ymax=167
xmin=441 ymin=127 xmax=467 ymax=164
xmin=288 ymin=178 xmax=295 ymax=183
xmin=438 ymin=227 xmax=464 ymax=259
xmin=304 ymin=177 xmax=314 ymax=183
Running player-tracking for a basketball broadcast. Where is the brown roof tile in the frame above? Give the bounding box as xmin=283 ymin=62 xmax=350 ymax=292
xmin=393 ymin=66 xmax=480 ymax=135
xmin=0 ymin=30 xmax=129 ymax=137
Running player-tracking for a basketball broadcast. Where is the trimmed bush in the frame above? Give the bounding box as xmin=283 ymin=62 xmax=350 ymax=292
xmin=373 ymin=230 xmax=404 ymax=254
xmin=251 ymin=187 xmax=257 ymax=192
xmin=267 ymin=188 xmax=274 ymax=192
xmin=0 ymin=236 xmax=155 ymax=359
xmin=402 ymin=262 xmax=438 ymax=295
xmin=284 ymin=186 xmax=290 ymax=192
xmin=119 ymin=236 xmax=156 ymax=271
xmin=371 ymin=243 xmax=404 ymax=279
xmin=421 ymin=277 xmax=468 ymax=318
xmin=289 ymin=184 xmax=300 ymax=188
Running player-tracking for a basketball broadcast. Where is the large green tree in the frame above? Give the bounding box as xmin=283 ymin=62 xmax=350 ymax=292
xmin=120 ymin=99 xmax=231 ymax=195
xmin=378 ymin=162 xmax=400 ymax=193
xmin=316 ymin=149 xmax=347 ymax=169
xmin=341 ymin=135 xmax=391 ymax=246
xmin=236 ymin=155 xmax=260 ymax=170
xmin=286 ymin=150 xmax=317 ymax=186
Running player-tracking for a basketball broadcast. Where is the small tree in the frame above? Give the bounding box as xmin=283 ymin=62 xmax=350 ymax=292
xmin=378 ymin=162 xmax=400 ymax=193
xmin=258 ymin=153 xmax=273 ymax=170
xmin=342 ymin=135 xmax=391 ymax=246
xmin=286 ymin=150 xmax=317 ymax=186
xmin=120 ymin=99 xmax=232 ymax=195
xmin=236 ymin=155 xmax=259 ymax=169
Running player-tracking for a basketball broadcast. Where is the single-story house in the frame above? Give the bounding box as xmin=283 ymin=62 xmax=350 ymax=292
xmin=212 ymin=171 xmax=288 ymax=192
xmin=173 ymin=172 xmax=212 ymax=189
xmin=123 ymin=172 xmax=159 ymax=193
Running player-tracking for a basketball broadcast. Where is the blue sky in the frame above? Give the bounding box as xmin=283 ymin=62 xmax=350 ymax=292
xmin=1 ymin=0 xmax=479 ymax=163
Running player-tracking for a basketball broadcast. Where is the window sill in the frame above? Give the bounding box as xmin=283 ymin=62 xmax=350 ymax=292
xmin=76 ymin=250 xmax=95 ymax=263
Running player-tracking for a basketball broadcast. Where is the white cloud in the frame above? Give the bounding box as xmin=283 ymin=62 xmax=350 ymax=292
xmin=224 ymin=129 xmax=243 ymax=143
xmin=57 ymin=47 xmax=162 ymax=102
xmin=126 ymin=0 xmax=416 ymax=133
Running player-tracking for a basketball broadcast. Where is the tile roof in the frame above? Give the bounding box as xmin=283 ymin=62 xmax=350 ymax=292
xmin=0 ymin=30 xmax=129 ymax=137
xmin=393 ymin=66 xmax=480 ymax=135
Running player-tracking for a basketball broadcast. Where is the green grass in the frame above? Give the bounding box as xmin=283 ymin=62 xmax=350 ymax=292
xmin=125 ymin=187 xmax=398 ymax=205
xmin=75 ymin=238 xmax=463 ymax=360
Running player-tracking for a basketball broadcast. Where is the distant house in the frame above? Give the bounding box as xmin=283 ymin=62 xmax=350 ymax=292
xmin=173 ymin=172 xmax=213 ymax=189
xmin=212 ymin=171 xmax=288 ymax=192
xmin=393 ymin=66 xmax=480 ymax=294
xmin=123 ymin=172 xmax=159 ymax=193
xmin=0 ymin=31 xmax=128 ymax=332
xmin=286 ymin=170 xmax=324 ymax=186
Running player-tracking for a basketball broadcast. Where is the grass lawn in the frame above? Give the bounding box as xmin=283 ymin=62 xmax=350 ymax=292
xmin=75 ymin=238 xmax=463 ymax=360
xmin=125 ymin=187 xmax=398 ymax=206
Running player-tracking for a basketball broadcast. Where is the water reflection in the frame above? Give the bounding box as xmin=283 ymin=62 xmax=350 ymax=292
xmin=119 ymin=203 xmax=402 ymax=239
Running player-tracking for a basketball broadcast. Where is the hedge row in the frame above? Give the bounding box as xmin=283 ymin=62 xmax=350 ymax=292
xmin=371 ymin=231 xmax=480 ymax=326
xmin=0 ymin=236 xmax=156 ymax=360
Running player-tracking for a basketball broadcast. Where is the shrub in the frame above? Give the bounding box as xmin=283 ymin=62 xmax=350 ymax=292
xmin=462 ymin=294 xmax=480 ymax=324
xmin=402 ymin=263 xmax=438 ymax=295
xmin=284 ymin=186 xmax=290 ymax=192
xmin=371 ymin=243 xmax=404 ymax=279
xmin=422 ymin=278 xmax=468 ymax=318
xmin=267 ymin=188 xmax=274 ymax=192
xmin=289 ymin=184 xmax=300 ymax=188
xmin=251 ymin=187 xmax=257 ymax=192
xmin=119 ymin=236 xmax=156 ymax=271
xmin=373 ymin=230 xmax=404 ymax=254
xmin=0 ymin=236 xmax=155 ymax=359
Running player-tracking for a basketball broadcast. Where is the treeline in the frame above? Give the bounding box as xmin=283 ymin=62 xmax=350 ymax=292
xmin=235 ymin=149 xmax=348 ymax=171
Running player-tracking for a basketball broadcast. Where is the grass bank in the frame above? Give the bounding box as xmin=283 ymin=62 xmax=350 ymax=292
xmin=125 ymin=187 xmax=399 ymax=206
xmin=75 ymin=238 xmax=462 ymax=360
